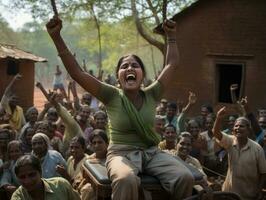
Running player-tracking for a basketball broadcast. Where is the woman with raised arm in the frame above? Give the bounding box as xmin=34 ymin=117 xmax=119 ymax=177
xmin=46 ymin=16 xmax=194 ymax=200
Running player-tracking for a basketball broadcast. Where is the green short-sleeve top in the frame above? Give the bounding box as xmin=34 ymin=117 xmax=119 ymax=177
xmin=97 ymin=81 xmax=163 ymax=148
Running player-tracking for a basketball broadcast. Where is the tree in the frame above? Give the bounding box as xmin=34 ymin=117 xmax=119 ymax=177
xmin=130 ymin=0 xmax=196 ymax=55
xmin=1 ymin=0 xmax=195 ymax=79
xmin=4 ymin=0 xmax=196 ymax=55
xmin=0 ymin=15 xmax=19 ymax=44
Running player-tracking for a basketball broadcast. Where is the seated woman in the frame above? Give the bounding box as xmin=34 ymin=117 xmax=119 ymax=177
xmin=87 ymin=129 xmax=108 ymax=164
xmin=31 ymin=133 xmax=66 ymax=178
xmin=0 ymin=140 xmax=24 ymax=199
xmin=78 ymin=129 xmax=109 ymax=200
xmin=92 ymin=111 xmax=108 ymax=131
xmin=186 ymin=119 xmax=207 ymax=164
xmin=19 ymin=126 xmax=35 ymax=154
xmin=175 ymin=133 xmax=207 ymax=183
xmin=11 ymin=154 xmax=80 ymax=200
xmin=85 ymin=111 xmax=108 ymax=153
xmin=46 ymin=15 xmax=194 ymax=199
xmin=56 ymin=136 xmax=89 ymax=186
xmin=175 ymin=133 xmax=210 ymax=194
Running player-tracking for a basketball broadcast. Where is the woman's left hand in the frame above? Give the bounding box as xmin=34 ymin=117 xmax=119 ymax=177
xmin=162 ymin=19 xmax=177 ymax=38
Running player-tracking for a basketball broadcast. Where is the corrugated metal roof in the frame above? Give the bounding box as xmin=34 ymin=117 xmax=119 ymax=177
xmin=0 ymin=43 xmax=47 ymax=62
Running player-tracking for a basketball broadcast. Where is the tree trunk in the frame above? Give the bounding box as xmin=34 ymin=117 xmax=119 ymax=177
xmin=90 ymin=3 xmax=103 ymax=79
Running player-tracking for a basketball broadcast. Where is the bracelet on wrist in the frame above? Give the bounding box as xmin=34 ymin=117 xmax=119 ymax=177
xmin=167 ymin=38 xmax=177 ymax=43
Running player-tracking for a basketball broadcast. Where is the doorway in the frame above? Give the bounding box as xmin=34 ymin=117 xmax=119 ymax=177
xmin=217 ymin=63 xmax=244 ymax=103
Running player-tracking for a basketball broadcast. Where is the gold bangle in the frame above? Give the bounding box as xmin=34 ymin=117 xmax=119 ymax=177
xmin=58 ymin=49 xmax=71 ymax=56
xmin=167 ymin=38 xmax=176 ymax=43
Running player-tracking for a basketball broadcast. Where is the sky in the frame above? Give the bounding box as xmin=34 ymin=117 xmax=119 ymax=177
xmin=0 ymin=1 xmax=33 ymax=30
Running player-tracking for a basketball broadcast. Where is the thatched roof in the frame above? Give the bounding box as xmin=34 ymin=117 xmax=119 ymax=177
xmin=0 ymin=43 xmax=47 ymax=62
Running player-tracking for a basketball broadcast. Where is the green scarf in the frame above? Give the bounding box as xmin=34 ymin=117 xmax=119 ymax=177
xmin=119 ymin=90 xmax=161 ymax=147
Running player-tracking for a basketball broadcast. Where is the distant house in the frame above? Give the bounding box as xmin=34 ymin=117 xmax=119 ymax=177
xmin=0 ymin=44 xmax=46 ymax=110
xmin=155 ymin=0 xmax=266 ymax=112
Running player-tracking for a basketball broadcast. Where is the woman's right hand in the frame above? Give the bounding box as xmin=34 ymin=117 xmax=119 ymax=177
xmin=46 ymin=16 xmax=62 ymax=39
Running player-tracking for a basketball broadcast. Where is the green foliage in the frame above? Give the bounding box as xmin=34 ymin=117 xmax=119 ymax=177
xmin=0 ymin=0 xmax=196 ymax=83
xmin=77 ymin=16 xmax=163 ymax=79
xmin=0 ymin=15 xmax=20 ymax=44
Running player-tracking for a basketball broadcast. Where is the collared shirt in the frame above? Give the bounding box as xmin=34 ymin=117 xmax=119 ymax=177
xmin=11 ymin=177 xmax=80 ymax=200
xmin=217 ymin=132 xmax=266 ymax=200
xmin=0 ymin=94 xmax=25 ymax=131
xmin=67 ymin=154 xmax=89 ymax=180
xmin=37 ymin=150 xmax=67 ymax=179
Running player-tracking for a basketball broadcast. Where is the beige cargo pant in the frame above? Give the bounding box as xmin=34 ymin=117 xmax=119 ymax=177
xmin=106 ymin=144 xmax=194 ymax=200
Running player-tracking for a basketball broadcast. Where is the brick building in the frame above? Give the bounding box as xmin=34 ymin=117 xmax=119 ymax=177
xmin=155 ymin=0 xmax=266 ymax=113
xmin=0 ymin=44 xmax=46 ymax=110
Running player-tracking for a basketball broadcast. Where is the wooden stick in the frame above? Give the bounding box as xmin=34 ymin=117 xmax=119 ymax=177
xmin=35 ymin=82 xmax=50 ymax=101
xmin=50 ymin=0 xmax=58 ymax=16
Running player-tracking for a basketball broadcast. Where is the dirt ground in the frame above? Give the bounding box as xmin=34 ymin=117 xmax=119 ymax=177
xmin=33 ymin=86 xmax=84 ymax=111
xmin=33 ymin=89 xmax=46 ymax=111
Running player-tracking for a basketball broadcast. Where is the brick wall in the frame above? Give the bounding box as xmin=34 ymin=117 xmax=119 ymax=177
xmin=164 ymin=0 xmax=266 ymax=114
xmin=0 ymin=59 xmax=34 ymax=112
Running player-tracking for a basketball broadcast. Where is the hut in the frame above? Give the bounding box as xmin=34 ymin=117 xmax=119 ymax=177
xmin=0 ymin=43 xmax=46 ymax=110
xmin=155 ymin=0 xmax=266 ymax=113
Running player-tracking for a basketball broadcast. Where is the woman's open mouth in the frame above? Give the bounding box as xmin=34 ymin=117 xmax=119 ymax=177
xmin=126 ymin=74 xmax=136 ymax=84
